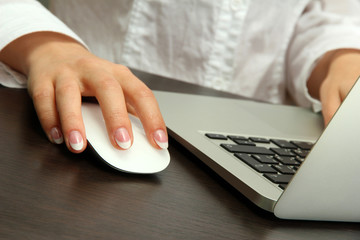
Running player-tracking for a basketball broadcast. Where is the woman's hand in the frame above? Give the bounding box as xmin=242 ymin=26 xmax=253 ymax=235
xmin=0 ymin=32 xmax=168 ymax=153
xmin=307 ymin=49 xmax=360 ymax=125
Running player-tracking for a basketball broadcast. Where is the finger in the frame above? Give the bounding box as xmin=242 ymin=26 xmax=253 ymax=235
xmin=339 ymin=80 xmax=356 ymax=101
xmin=85 ymin=73 xmax=132 ymax=150
xmin=55 ymin=76 xmax=86 ymax=153
xmin=118 ymin=68 xmax=168 ymax=149
xmin=28 ymin=77 xmax=64 ymax=144
xmin=320 ymin=87 xmax=341 ymax=126
xmin=126 ymin=102 xmax=138 ymax=117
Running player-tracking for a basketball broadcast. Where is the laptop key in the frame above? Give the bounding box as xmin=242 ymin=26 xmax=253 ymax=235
xmin=270 ymin=148 xmax=296 ymax=156
xmin=221 ymin=144 xmax=274 ymax=155
xmin=205 ymin=133 xmax=227 ymax=140
xmin=228 ymin=135 xmax=248 ymax=141
xmin=296 ymin=156 xmax=305 ymax=163
xmin=249 ymin=137 xmax=270 ymax=143
xmin=271 ymin=139 xmax=297 ymax=149
xmin=264 ymin=173 xmax=294 ymax=184
xmin=292 ymin=149 xmax=310 ymax=158
xmin=274 ymin=156 xmax=300 ymax=166
xmin=290 ymin=140 xmax=314 ymax=150
xmin=252 ymin=154 xmax=278 ymax=164
xmin=233 ymin=139 xmax=256 ymax=146
xmin=235 ymin=153 xmax=277 ymax=173
xmin=272 ymin=165 xmax=296 ymax=175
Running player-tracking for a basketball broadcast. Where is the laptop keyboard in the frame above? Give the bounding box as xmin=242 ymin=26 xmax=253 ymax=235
xmin=205 ymin=133 xmax=314 ymax=190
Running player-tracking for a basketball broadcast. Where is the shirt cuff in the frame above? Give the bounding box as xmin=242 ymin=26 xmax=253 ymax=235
xmin=0 ymin=62 xmax=27 ymax=89
xmin=0 ymin=0 xmax=89 ymax=89
xmin=0 ymin=0 xmax=87 ymax=51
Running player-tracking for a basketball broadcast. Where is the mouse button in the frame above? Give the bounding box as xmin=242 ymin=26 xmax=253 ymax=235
xmin=82 ymin=103 xmax=109 ymax=140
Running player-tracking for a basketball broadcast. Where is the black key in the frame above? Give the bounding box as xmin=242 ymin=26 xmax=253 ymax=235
xmin=296 ymin=156 xmax=305 ymax=163
xmin=292 ymin=149 xmax=310 ymax=158
xmin=235 ymin=153 xmax=277 ymax=173
xmin=271 ymin=139 xmax=297 ymax=149
xmin=274 ymin=156 xmax=300 ymax=166
xmin=233 ymin=139 xmax=256 ymax=146
xmin=272 ymin=165 xmax=296 ymax=175
xmin=291 ymin=141 xmax=314 ymax=150
xmin=252 ymin=154 xmax=278 ymax=164
xmin=221 ymin=144 xmax=274 ymax=155
xmin=264 ymin=173 xmax=294 ymax=184
xmin=228 ymin=135 xmax=248 ymax=141
xmin=270 ymin=148 xmax=296 ymax=156
xmin=279 ymin=184 xmax=288 ymax=190
xmin=249 ymin=137 xmax=270 ymax=143
xmin=205 ymin=133 xmax=227 ymax=140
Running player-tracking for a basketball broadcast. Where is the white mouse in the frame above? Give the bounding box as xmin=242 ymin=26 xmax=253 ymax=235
xmin=81 ymin=102 xmax=170 ymax=174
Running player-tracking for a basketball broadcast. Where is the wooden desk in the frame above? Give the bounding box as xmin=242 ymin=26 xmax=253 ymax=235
xmin=0 ymin=70 xmax=359 ymax=239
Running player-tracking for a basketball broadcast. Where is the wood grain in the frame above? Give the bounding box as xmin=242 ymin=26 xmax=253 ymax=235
xmin=0 ymin=71 xmax=359 ymax=240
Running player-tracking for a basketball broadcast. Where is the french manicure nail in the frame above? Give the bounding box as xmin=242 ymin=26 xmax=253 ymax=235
xmin=153 ymin=129 xmax=168 ymax=149
xmin=115 ymin=127 xmax=131 ymax=149
xmin=69 ymin=130 xmax=84 ymax=151
xmin=50 ymin=127 xmax=63 ymax=144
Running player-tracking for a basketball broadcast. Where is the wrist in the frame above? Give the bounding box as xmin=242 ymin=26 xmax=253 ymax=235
xmin=0 ymin=32 xmax=87 ymax=76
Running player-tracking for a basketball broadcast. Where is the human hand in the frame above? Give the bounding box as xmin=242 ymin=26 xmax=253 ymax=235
xmin=0 ymin=32 xmax=168 ymax=153
xmin=307 ymin=49 xmax=360 ymax=126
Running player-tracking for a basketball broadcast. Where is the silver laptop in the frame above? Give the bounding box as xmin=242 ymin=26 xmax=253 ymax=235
xmin=153 ymin=77 xmax=360 ymax=222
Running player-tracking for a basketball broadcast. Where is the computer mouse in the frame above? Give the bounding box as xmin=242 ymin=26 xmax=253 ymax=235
xmin=81 ymin=102 xmax=170 ymax=174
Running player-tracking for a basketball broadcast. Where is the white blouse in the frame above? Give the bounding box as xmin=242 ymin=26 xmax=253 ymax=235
xmin=2 ymin=0 xmax=360 ymax=110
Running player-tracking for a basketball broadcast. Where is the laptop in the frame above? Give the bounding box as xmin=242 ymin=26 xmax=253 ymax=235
xmin=153 ymin=77 xmax=360 ymax=222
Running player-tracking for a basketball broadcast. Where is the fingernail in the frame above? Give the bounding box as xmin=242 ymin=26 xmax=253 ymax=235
xmin=69 ymin=130 xmax=84 ymax=151
xmin=50 ymin=127 xmax=63 ymax=144
xmin=115 ymin=128 xmax=131 ymax=149
xmin=153 ymin=129 xmax=168 ymax=149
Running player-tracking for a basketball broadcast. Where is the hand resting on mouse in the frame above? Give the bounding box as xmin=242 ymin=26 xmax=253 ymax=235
xmin=0 ymin=32 xmax=169 ymax=154
xmin=82 ymin=102 xmax=170 ymax=174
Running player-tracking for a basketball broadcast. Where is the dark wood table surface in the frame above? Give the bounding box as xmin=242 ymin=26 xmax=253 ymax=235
xmin=1 ymin=70 xmax=359 ymax=240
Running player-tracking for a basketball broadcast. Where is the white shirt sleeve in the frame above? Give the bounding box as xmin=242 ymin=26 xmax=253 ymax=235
xmin=0 ymin=0 xmax=87 ymax=88
xmin=287 ymin=0 xmax=360 ymax=112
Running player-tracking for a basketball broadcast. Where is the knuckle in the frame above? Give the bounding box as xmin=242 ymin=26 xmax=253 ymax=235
xmin=115 ymin=65 xmax=134 ymax=79
xmin=117 ymin=65 xmax=131 ymax=74
xmin=133 ymin=87 xmax=154 ymax=99
xmin=37 ymin=109 xmax=56 ymax=125
xmin=107 ymin=110 xmax=127 ymax=123
xmin=56 ymin=81 xmax=78 ymax=96
xmin=61 ymin=111 xmax=80 ymax=124
xmin=96 ymin=77 xmax=119 ymax=90
xmin=31 ymin=87 xmax=52 ymax=103
xmin=75 ymin=56 xmax=98 ymax=69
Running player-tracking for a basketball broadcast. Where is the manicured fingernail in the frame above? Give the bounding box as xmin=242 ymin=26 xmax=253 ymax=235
xmin=50 ymin=127 xmax=63 ymax=144
xmin=115 ymin=127 xmax=131 ymax=149
xmin=69 ymin=130 xmax=84 ymax=151
xmin=153 ymin=129 xmax=168 ymax=149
